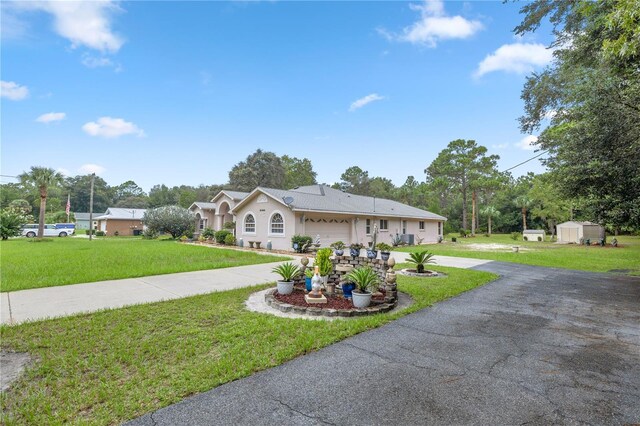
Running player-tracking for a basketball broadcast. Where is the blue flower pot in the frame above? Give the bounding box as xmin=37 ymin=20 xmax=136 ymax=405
xmin=341 ymin=282 xmax=355 ymax=299
xmin=350 ymin=248 xmax=360 ymax=258
xmin=367 ymin=250 xmax=378 ymax=259
xmin=305 ymin=277 xmax=312 ymax=292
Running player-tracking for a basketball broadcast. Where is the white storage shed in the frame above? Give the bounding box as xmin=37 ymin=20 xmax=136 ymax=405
xmin=556 ymin=221 xmax=604 ymax=244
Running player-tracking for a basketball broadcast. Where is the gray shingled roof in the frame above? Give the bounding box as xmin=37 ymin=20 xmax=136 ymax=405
xmin=224 ymin=190 xmax=249 ymax=200
xmin=74 ymin=212 xmax=92 ymax=220
xmin=238 ymin=185 xmax=446 ymax=220
xmin=94 ymin=208 xmax=146 ymax=220
xmin=190 ymin=202 xmax=217 ymax=210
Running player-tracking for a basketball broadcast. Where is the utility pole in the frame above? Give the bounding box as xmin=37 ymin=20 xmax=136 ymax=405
xmin=89 ymin=173 xmax=95 ymax=241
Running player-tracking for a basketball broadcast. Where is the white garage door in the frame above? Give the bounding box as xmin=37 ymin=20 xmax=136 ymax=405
xmin=305 ymin=218 xmax=351 ymax=247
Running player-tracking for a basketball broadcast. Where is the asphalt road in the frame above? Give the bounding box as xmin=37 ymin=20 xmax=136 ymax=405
xmin=127 ymin=262 xmax=640 ymax=425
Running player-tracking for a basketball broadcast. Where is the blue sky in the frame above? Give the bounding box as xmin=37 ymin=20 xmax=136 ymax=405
xmin=1 ymin=1 xmax=554 ymax=192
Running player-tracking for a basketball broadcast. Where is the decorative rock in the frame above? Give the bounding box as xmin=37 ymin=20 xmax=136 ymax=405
xmin=386 ymin=272 xmax=396 ymax=284
xmin=279 ymin=304 xmax=293 ymax=312
xmin=292 ymin=305 xmax=307 ymax=314
xmin=301 ymin=256 xmax=309 ymax=266
xmin=324 ymin=309 xmax=337 ymax=317
xmin=307 ymin=307 xmax=322 ymax=316
xmin=337 ymin=309 xmax=353 ymax=317
xmin=387 ymin=257 xmax=396 ymax=269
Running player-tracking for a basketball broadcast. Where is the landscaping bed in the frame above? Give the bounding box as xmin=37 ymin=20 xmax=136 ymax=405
xmin=269 ymin=286 xmax=394 ymax=317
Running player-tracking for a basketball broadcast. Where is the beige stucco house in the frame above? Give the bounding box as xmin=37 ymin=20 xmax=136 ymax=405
xmin=188 ymin=191 xmax=249 ymax=236
xmin=230 ymin=185 xmax=447 ymax=251
xmin=95 ymin=208 xmax=146 ymax=236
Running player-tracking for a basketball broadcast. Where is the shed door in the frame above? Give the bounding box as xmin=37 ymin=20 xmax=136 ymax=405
xmin=305 ymin=219 xmax=351 ymax=247
xmin=567 ymin=228 xmax=578 ymax=243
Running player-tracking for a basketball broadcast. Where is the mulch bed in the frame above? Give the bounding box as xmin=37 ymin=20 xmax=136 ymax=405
xmin=274 ymin=285 xmax=387 ymax=310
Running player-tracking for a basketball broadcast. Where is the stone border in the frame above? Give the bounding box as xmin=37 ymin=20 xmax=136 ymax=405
xmin=265 ymin=288 xmax=399 ymax=318
xmin=397 ymin=268 xmax=445 ymax=278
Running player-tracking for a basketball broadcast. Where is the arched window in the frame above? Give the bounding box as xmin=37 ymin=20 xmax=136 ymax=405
xmin=270 ymin=213 xmax=284 ymax=234
xmin=244 ymin=214 xmax=256 ymax=233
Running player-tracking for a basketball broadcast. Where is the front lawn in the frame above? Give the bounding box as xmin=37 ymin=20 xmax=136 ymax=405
xmin=397 ymin=234 xmax=640 ymax=274
xmin=0 ymin=238 xmax=288 ymax=292
xmin=0 ymin=265 xmax=496 ymax=425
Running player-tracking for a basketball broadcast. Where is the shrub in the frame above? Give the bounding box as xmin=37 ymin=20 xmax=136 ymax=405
xmin=224 ymin=233 xmax=236 ymax=245
xmin=271 ymin=262 xmax=300 ymax=282
xmin=0 ymin=208 xmax=29 ymax=240
xmin=344 ymin=266 xmax=379 ymax=293
xmin=459 ymin=228 xmax=467 ymax=237
xmin=451 ymin=237 xmax=457 ymax=242
xmin=215 ymin=230 xmax=232 ymax=244
xmin=511 ymin=232 xmax=520 ymax=241
xmin=179 ymin=235 xmax=189 ymax=242
xmin=223 ymin=221 xmax=236 ymax=230
xmin=143 ymin=205 xmax=195 ymax=239
xmin=390 ymin=233 xmax=403 ymax=247
xmin=407 ymin=250 xmax=435 ymax=273
xmin=315 ymin=248 xmax=333 ymax=276
xmin=376 ymin=242 xmax=392 ymax=252
xmin=330 ymin=241 xmax=346 ymax=250
xmin=96 ymin=230 xmax=105 ymax=237
xmin=201 ymin=227 xmax=215 ymax=239
xmin=142 ymin=228 xmax=158 ymax=239
xmin=291 ymin=235 xmax=312 ymax=253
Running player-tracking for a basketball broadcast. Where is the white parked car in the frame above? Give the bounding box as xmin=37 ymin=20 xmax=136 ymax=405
xmin=21 ymin=223 xmax=75 ymax=238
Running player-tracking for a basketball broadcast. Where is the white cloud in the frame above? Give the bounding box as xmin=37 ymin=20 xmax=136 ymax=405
xmin=82 ymin=54 xmax=112 ymax=68
xmin=82 ymin=117 xmax=145 ymax=138
xmin=36 ymin=112 xmax=66 ymax=123
xmin=349 ymin=94 xmax=385 ymax=112
xmin=474 ymin=43 xmax=553 ymax=78
xmin=13 ymin=1 xmax=124 ymax=53
xmin=380 ymin=0 xmax=483 ymax=47
xmin=78 ymin=164 xmax=106 ymax=175
xmin=56 ymin=167 xmax=71 ymax=177
xmin=543 ymin=110 xmax=557 ymax=120
xmin=491 ymin=143 xmax=509 ymax=150
xmin=517 ymin=135 xmax=538 ymax=151
xmin=1 ymin=80 xmax=29 ymax=100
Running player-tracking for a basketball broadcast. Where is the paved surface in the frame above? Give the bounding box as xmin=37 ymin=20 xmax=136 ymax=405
xmin=127 ymin=262 xmax=640 ymax=426
xmin=0 ymin=251 xmax=484 ymax=325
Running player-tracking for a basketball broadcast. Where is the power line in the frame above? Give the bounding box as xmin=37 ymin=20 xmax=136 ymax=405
xmin=503 ymin=150 xmax=549 ymax=173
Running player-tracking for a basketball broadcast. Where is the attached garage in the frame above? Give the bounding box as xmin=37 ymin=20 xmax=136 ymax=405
xmin=303 ymin=217 xmax=351 ymax=247
xmin=556 ymin=221 xmax=604 ymax=244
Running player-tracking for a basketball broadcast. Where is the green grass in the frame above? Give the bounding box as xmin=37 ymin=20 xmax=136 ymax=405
xmin=398 ymin=234 xmax=640 ymax=274
xmin=0 ymin=238 xmax=288 ymax=292
xmin=0 ymin=265 xmax=496 ymax=425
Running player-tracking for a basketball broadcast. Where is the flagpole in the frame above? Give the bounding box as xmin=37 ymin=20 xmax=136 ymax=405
xmin=66 ymin=194 xmax=71 ymax=223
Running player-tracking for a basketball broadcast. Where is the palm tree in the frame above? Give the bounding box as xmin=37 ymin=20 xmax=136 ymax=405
xmin=480 ymin=205 xmax=500 ymax=236
xmin=514 ymin=195 xmax=532 ymax=231
xmin=407 ymin=250 xmax=436 ymax=273
xmin=19 ymin=167 xmax=63 ymax=238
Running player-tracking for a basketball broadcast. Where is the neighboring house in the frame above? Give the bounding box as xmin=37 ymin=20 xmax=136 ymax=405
xmin=94 ymin=208 xmax=146 ymax=236
xmin=74 ymin=212 xmax=97 ymax=231
xmin=523 ymin=229 xmax=545 ymax=242
xmin=188 ymin=191 xmax=249 ymax=236
xmin=556 ymin=221 xmax=604 ymax=244
xmin=230 ymin=184 xmax=447 ymax=251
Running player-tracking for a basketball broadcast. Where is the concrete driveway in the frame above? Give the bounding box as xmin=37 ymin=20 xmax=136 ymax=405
xmin=128 ymin=262 xmax=640 ymax=425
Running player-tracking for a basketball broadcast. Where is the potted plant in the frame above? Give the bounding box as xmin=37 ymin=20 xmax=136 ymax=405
xmin=304 ymin=268 xmax=314 ymax=292
xmin=366 ymin=248 xmax=378 ymax=259
xmin=376 ymin=242 xmax=392 ymax=261
xmin=330 ymin=241 xmax=346 ymax=256
xmin=344 ymin=266 xmax=379 ymax=308
xmin=407 ymin=250 xmax=435 ymax=273
xmin=272 ymin=262 xmax=300 ymax=295
xmin=316 ymin=248 xmax=333 ymax=287
xmin=349 ymin=243 xmax=362 ymax=258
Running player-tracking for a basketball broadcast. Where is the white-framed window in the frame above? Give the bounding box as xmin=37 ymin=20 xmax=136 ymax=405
xmin=199 ymin=218 xmax=207 ymax=231
xmin=244 ymin=213 xmax=256 ymax=234
xmin=438 ymin=222 xmax=442 ymax=235
xmin=419 ymin=221 xmax=425 ymax=230
xmin=365 ymin=219 xmax=371 ymax=235
xmin=270 ymin=212 xmax=284 ymax=235
xmin=379 ymin=219 xmax=388 ymax=231
xmin=402 ymin=220 xmax=407 ymax=234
